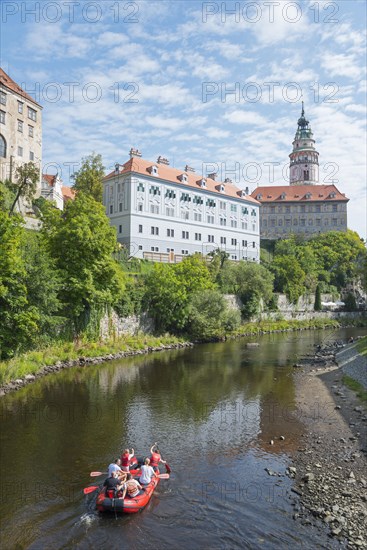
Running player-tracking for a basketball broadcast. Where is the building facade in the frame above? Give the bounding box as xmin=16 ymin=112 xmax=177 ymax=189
xmin=41 ymin=174 xmax=64 ymax=210
xmin=103 ymin=149 xmax=260 ymax=262
xmin=0 ymin=68 xmax=42 ymax=210
xmin=251 ymin=105 xmax=348 ymax=239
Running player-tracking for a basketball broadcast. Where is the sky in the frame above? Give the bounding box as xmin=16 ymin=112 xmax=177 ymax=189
xmin=1 ymin=0 xmax=366 ymax=239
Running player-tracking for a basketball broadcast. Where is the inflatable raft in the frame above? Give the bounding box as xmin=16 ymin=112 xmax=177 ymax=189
xmin=96 ymin=474 xmax=160 ymax=514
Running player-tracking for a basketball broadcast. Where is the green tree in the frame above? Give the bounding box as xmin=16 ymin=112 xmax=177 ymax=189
xmin=220 ymin=261 xmax=274 ymax=319
xmin=207 ymin=248 xmax=230 ymax=282
xmin=271 ymin=255 xmax=306 ymax=304
xmin=43 ymin=192 xmax=125 ymax=333
xmin=144 ymin=255 xmax=214 ymax=333
xmin=344 ymin=293 xmax=357 ymax=311
xmin=0 ymin=180 xmax=16 ymax=212
xmin=9 ymin=162 xmax=39 ymax=214
xmin=187 ymin=289 xmax=241 ymax=339
xmin=72 ymin=153 xmax=105 ymax=202
xmin=0 ymin=211 xmax=39 ymax=358
xmin=314 ymin=283 xmax=322 ymax=311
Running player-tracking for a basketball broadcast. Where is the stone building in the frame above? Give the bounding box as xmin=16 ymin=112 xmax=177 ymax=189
xmin=103 ymin=149 xmax=260 ymax=262
xmin=0 ymin=68 xmax=42 ymax=214
xmin=251 ymin=104 xmax=348 ymax=239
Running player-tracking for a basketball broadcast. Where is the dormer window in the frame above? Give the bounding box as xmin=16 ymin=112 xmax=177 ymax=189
xmin=199 ymin=178 xmax=206 ymax=188
xmin=220 ymin=184 xmax=225 ymax=193
xmin=256 ymin=193 xmax=262 ymax=200
xmin=179 ymin=173 xmax=188 ymax=183
xmin=115 ymin=163 xmax=119 ymax=174
xmin=305 ymin=193 xmax=311 ymax=199
xmin=280 ymin=193 xmax=286 ymax=200
xmin=149 ymin=165 xmax=158 ymax=176
xmin=329 ymin=192 xmax=336 ymax=198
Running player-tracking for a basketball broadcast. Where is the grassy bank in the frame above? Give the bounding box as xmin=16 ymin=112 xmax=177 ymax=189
xmin=342 ymin=375 xmax=367 ymax=403
xmin=0 ymin=317 xmax=364 ymax=387
xmin=356 ymin=335 xmax=367 ymax=356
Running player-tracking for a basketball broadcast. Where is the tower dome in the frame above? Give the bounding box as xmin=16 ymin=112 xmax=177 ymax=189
xmin=289 ymin=102 xmax=319 ymax=185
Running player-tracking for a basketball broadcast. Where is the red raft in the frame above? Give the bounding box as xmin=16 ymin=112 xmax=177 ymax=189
xmin=96 ymin=475 xmax=160 ymax=514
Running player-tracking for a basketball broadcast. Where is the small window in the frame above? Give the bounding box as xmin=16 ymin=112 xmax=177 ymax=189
xmin=29 ymin=151 xmax=34 ymax=161
xmin=0 ymin=110 xmax=5 ymax=124
xmin=0 ymin=135 xmax=6 ymax=158
xmin=221 ymin=237 xmax=226 ymax=245
xmin=195 ymin=233 xmax=201 ymax=241
xmin=138 ymin=224 xmax=143 ymax=233
xmin=17 ymin=120 xmax=23 ymax=132
xmin=138 ymin=245 xmax=143 ymax=250
xmin=28 ymin=107 xmax=37 ymax=121
xmin=0 ymin=92 xmax=7 ymax=105
xmin=119 ymin=225 xmax=122 ymax=234
xmin=18 ymin=101 xmax=23 ymax=114
xmin=208 ymin=235 xmax=214 ymax=243
xmin=28 ymin=125 xmax=34 ymax=137
xmin=109 ymin=205 xmax=113 ymax=214
xmin=18 ymin=146 xmax=23 ymax=157
xmin=231 ymin=238 xmax=237 ymax=246
xmin=119 ymin=203 xmax=123 ymax=212
xmin=138 ymin=203 xmax=143 ymax=212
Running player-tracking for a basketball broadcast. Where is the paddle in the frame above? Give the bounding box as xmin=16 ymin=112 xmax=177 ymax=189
xmin=164 ymin=462 xmax=171 ymax=474
xmin=83 ymin=485 xmax=99 ymax=495
xmin=90 ymin=471 xmax=106 ymax=477
xmin=157 ymin=473 xmax=169 ymax=479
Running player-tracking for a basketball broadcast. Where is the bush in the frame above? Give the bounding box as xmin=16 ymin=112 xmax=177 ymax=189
xmin=187 ymin=289 xmax=240 ymax=339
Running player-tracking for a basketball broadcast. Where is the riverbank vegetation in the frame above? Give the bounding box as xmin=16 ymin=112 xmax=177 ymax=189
xmin=1 ymin=158 xmax=366 ymax=367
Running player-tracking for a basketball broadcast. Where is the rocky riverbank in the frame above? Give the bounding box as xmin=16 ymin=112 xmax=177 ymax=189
xmin=0 ymin=341 xmax=194 ymax=397
xmin=289 ymin=340 xmax=367 ymax=548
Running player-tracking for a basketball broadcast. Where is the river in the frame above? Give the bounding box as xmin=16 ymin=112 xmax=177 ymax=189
xmin=0 ymin=327 xmax=365 ymax=549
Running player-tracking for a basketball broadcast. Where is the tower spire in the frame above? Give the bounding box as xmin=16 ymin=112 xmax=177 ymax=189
xmin=289 ymin=105 xmax=319 ymax=186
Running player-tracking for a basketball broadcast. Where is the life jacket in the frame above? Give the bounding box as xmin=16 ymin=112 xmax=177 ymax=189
xmin=150 ymin=451 xmax=161 ymax=467
xmin=126 ymin=480 xmax=139 ymax=497
xmin=121 ymin=454 xmax=130 ymax=467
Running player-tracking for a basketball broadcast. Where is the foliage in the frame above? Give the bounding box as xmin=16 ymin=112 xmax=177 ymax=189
xmin=10 ymin=162 xmax=40 ymax=214
xmin=219 ymin=261 xmax=274 ymax=319
xmin=115 ymin=275 xmax=145 ymax=317
xmin=0 ymin=180 xmax=16 ymax=212
xmin=143 ymin=255 xmax=214 ymax=333
xmin=42 ymin=192 xmax=126 ymax=333
xmin=187 ymin=289 xmax=241 ymax=339
xmin=342 ymin=375 xmax=367 ymax=403
xmin=72 ymin=152 xmax=105 ymax=202
xmin=314 ymin=284 xmax=322 ymax=311
xmin=0 ymin=211 xmax=39 ymax=358
xmin=344 ymin=293 xmax=357 ymax=311
xmin=207 ymin=248 xmax=230 ymax=283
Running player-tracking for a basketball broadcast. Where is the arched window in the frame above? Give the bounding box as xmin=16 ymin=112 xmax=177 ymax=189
xmin=0 ymin=135 xmax=6 ymax=158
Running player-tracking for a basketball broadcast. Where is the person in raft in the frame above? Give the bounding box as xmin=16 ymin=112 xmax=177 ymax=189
xmin=103 ymin=470 xmax=124 ymax=496
xmin=121 ymin=473 xmax=143 ymax=499
xmin=120 ymin=448 xmax=135 ymax=472
xmin=139 ymin=458 xmax=157 ymax=485
xmin=150 ymin=442 xmax=166 ymax=472
xmin=108 ymin=458 xmax=126 ymax=482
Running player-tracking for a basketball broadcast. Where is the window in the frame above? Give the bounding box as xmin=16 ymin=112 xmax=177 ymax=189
xmin=182 ymin=250 xmax=189 ymax=255
xmin=271 ymin=219 xmax=276 ymax=227
xmin=241 ymin=221 xmax=248 ymax=230
xmin=149 ymin=185 xmax=160 ymax=196
xmin=332 ymin=218 xmax=338 ymax=226
xmin=230 ymin=204 xmax=237 ymax=212
xmin=119 ymin=225 xmax=122 ymax=234
xmin=165 ymin=189 xmax=176 ymax=199
xmin=251 ymin=209 xmax=257 ymax=217
xmin=242 ymin=240 xmax=247 ymax=247
xmin=150 ymin=204 xmax=159 ymax=214
xmin=139 ymin=245 xmax=143 ymax=250
xmin=208 ymin=235 xmax=214 ymax=243
xmin=28 ymin=125 xmax=34 ymax=137
xmin=230 ymin=220 xmax=237 ymax=228
xmin=151 ymin=246 xmax=159 ymax=252
xmin=220 ymin=201 xmax=226 ymax=210
xmin=206 ymin=198 xmax=216 ymax=208
xmin=252 ymin=242 xmax=256 ymax=248
xmin=0 ymin=135 xmax=6 ymax=158
xmin=182 ymin=231 xmax=189 ymax=239
xmin=109 ymin=205 xmax=113 ymax=214
xmin=181 ymin=192 xmax=191 ymax=202
xmin=220 ymin=218 xmax=227 ymax=226
xmin=242 ymin=207 xmax=248 ymax=215
xmin=18 ymin=101 xmax=23 ymax=113
xmin=167 ymin=229 xmax=174 ymax=237
xmin=0 ymin=92 xmax=6 ymax=105
xmin=332 ymin=204 xmax=337 ymax=212
xmin=308 ymin=219 xmax=313 ymax=225
xmin=207 ymin=215 xmax=214 ymax=224
xmin=17 ymin=120 xmax=23 ymax=132
xmin=293 ymin=219 xmax=298 ymax=226
xmin=315 ymin=205 xmax=321 ymax=213
xmin=193 ymin=195 xmax=203 ymax=205
xmin=137 ymin=182 xmax=145 ymax=192
xmin=221 ymin=237 xmax=226 ymax=245
xmin=28 ymin=107 xmax=37 ymax=121
xmin=252 ymin=223 xmax=256 ymax=231
xmin=285 ymin=219 xmax=291 ymax=226
xmin=285 ymin=206 xmax=290 ymax=213
xmin=119 ymin=203 xmax=123 ymax=212
xmin=18 ymin=146 xmax=23 ymax=157
xmin=231 ymin=238 xmax=237 ymax=246
xmin=29 ymin=151 xmax=34 ymax=161
xmin=166 ymin=207 xmax=174 ymax=217
xmin=316 ymin=219 xmax=321 ymax=226
xmin=139 ymin=225 xmax=143 ymax=233
xmin=181 ymin=211 xmax=189 ymax=220
xmin=300 ymin=219 xmax=305 ymax=226
xmin=270 ymin=206 xmax=275 ymax=213
xmin=279 ymin=219 xmax=283 ymax=226
xmin=138 ymin=203 xmax=143 ymax=212
xmin=194 ymin=212 xmax=202 ymax=222
xmin=151 ymin=226 xmax=159 ymax=235
xmin=195 ymin=233 xmax=201 ymax=241
xmin=0 ymin=110 xmax=5 ymax=124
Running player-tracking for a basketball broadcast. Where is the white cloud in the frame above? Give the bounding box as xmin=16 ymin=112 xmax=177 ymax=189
xmin=224 ymin=110 xmax=268 ymax=126
xmin=320 ymin=52 xmax=364 ymax=80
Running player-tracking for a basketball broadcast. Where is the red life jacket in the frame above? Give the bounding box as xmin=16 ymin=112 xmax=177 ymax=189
xmin=150 ymin=451 xmax=161 ymax=467
xmin=121 ymin=453 xmax=130 ymax=467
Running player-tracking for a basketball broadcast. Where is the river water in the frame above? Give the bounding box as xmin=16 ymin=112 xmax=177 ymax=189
xmin=0 ymin=327 xmax=365 ymax=549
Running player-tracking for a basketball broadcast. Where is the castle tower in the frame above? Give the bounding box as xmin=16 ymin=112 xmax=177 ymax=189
xmin=289 ymin=102 xmax=319 ymax=185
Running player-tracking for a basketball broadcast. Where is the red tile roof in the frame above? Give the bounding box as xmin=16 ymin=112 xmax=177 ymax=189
xmin=42 ymin=174 xmax=56 ymax=187
xmin=251 ymin=184 xmax=348 ymax=203
xmin=104 ymin=157 xmax=259 ymax=204
xmin=62 ymin=186 xmax=76 ymax=201
xmin=0 ymin=68 xmax=42 ymax=107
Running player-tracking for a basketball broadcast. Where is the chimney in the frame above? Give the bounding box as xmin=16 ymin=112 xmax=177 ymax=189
xmin=185 ymin=165 xmax=195 ymax=172
xmin=244 ymin=186 xmax=249 ymax=195
xmin=224 ymin=177 xmax=232 ymax=184
xmin=207 ymin=172 xmax=217 ymax=180
xmin=157 ymin=156 xmax=170 ymax=165
xmin=129 ymin=148 xmax=142 ymax=158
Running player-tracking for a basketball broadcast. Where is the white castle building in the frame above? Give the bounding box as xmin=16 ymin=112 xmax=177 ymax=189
xmin=103 ymin=149 xmax=261 ymax=262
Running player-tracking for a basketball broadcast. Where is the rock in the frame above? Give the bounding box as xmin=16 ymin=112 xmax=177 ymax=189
xmin=331 ymin=528 xmax=342 ymax=536
xmin=24 ymin=374 xmax=35 ymax=381
xmin=269 ymin=440 xmax=274 ymax=445
xmin=280 ymin=436 xmax=285 ymax=441
xmin=349 ymin=471 xmax=355 ymax=479
xmin=246 ymin=342 xmax=259 ymax=348
xmin=303 ymin=473 xmax=315 ymax=482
